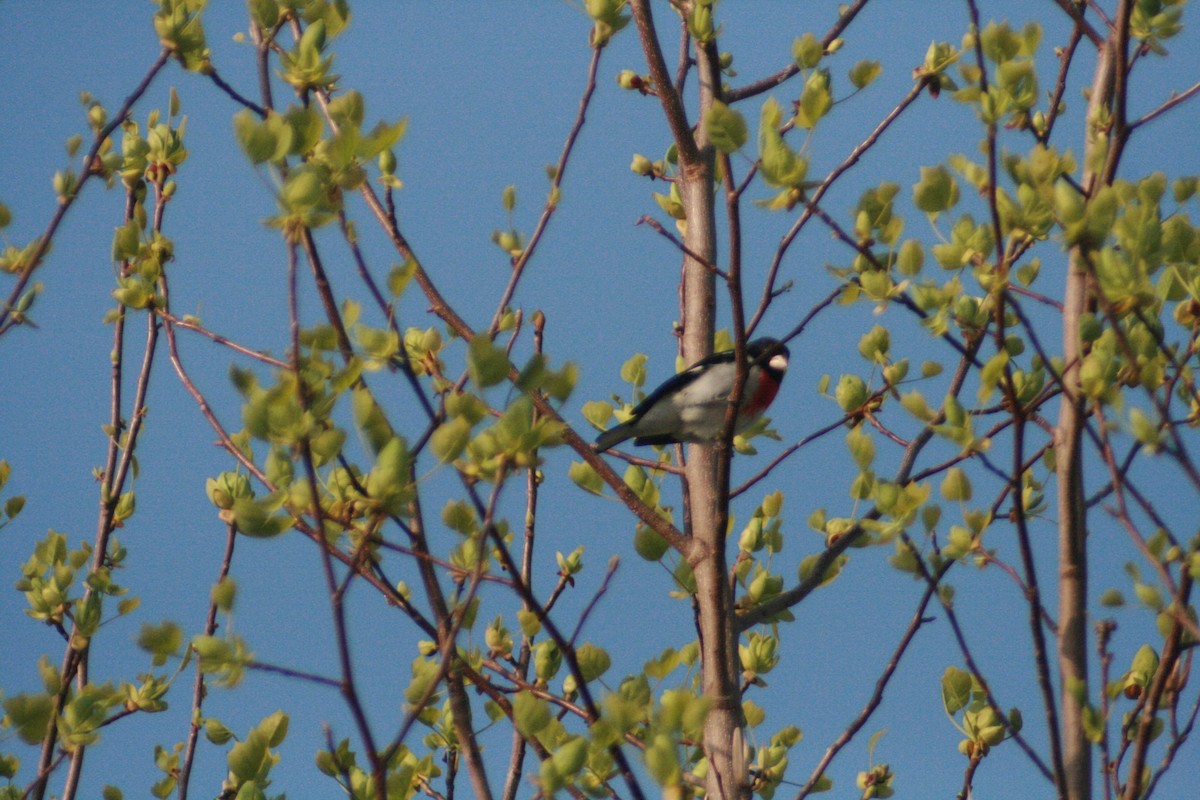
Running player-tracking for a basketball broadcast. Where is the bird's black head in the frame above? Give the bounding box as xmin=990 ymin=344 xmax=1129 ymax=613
xmin=747 ymin=338 xmax=789 ymax=374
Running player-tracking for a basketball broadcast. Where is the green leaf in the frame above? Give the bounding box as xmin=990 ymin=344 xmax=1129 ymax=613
xmin=653 ymin=188 xmax=686 ymax=220
xmin=327 ymin=90 xmax=364 ymax=129
xmin=576 ymin=642 xmax=612 ymax=682
xmin=517 ymin=608 xmax=541 ymax=639
xmin=795 ymin=70 xmax=833 ymax=129
xmin=111 ymin=220 xmax=141 ymax=262
xmin=284 ymin=106 xmax=324 ymax=155
xmin=941 ymin=666 xmax=973 ymax=714
xmin=897 ymin=239 xmax=924 ymax=275
xmin=431 ymin=416 xmax=472 ymax=463
xmin=231 ymin=496 xmax=292 ymax=538
xmin=867 ymin=728 xmax=888 ymax=760
xmin=366 ymin=436 xmax=411 ymax=511
xmin=978 ymin=351 xmax=1009 ymax=403
xmin=1129 ymin=644 xmax=1159 ymax=682
xmin=113 ymin=276 xmax=154 ymax=309
xmin=358 ymin=118 xmax=409 ymax=160
xmin=940 ymin=467 xmax=972 ymax=501
xmin=569 ymin=460 xmax=604 ymax=495
xmin=309 ymin=427 xmax=345 ymax=466
xmin=232 ymin=109 xmax=278 ymax=165
xmin=467 ymin=334 xmax=509 ymax=388
xmin=582 ymin=400 xmax=613 ymax=430
xmin=248 ymin=0 xmax=279 ymax=28
xmin=798 ymin=553 xmax=847 ymax=587
xmin=278 ymin=166 xmax=329 ymax=215
xmin=634 ymin=525 xmax=669 ymax=561
xmin=4 ymin=495 xmax=25 ymax=519
xmin=620 ymin=353 xmax=648 ymax=387
xmin=644 ymin=733 xmax=681 ymax=786
xmin=352 ymin=387 xmax=395 ymax=455
xmin=117 ymin=597 xmax=141 ymax=616
xmin=913 ymin=164 xmax=960 ymax=215
xmin=758 ymin=99 xmax=808 ymax=188
xmin=441 ymin=499 xmax=477 ymax=535
xmin=258 ymin=709 xmax=289 ymax=747
xmin=835 ymin=374 xmax=867 ymax=412
xmin=513 ymin=691 xmax=551 ymax=736
xmin=205 ymin=718 xmax=235 ymax=745
xmin=1129 ymin=408 xmax=1160 ymax=449
xmin=2 ymin=693 xmax=54 ymax=745
xmin=792 ymin=32 xmax=823 ymax=68
xmin=227 ymin=730 xmax=269 ymax=782
xmin=857 ymin=325 xmax=890 ymax=363
xmin=762 ymin=491 xmax=783 ymax=518
xmin=849 ymin=60 xmax=882 ymax=89
xmin=846 ymin=425 xmax=875 ymax=470
xmin=388 ymin=259 xmax=416 ymax=297
xmin=1134 ymin=581 xmax=1164 ymax=610
xmin=704 ymin=100 xmax=747 ymax=154
xmin=138 ymin=621 xmax=183 ymax=666
xmin=550 ymin=736 xmax=588 ymax=779
xmin=403 ymin=657 xmax=440 ymax=705
xmin=1173 ymin=175 xmax=1198 ymax=203
xmin=212 ymin=577 xmax=237 ymax=612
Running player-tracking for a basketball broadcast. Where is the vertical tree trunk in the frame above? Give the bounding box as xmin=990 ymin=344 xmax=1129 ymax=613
xmin=679 ymin=157 xmax=744 ymax=797
xmin=680 ymin=39 xmax=746 ymax=800
xmin=1057 ymin=30 xmax=1120 ymax=800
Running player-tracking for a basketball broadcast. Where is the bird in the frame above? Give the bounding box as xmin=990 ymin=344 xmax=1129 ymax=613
xmin=594 ymin=338 xmax=789 ymax=452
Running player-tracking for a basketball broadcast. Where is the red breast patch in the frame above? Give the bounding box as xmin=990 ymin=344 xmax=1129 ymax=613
xmin=744 ymin=374 xmax=780 ymax=418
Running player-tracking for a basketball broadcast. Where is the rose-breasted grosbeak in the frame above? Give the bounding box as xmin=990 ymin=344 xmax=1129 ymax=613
xmin=594 ymin=338 xmax=789 ymax=452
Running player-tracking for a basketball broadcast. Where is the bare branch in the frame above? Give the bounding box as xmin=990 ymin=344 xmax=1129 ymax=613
xmin=489 ymin=44 xmax=605 ymax=334
xmin=725 ymin=0 xmax=873 ymax=102
xmin=1129 ymin=80 xmax=1200 ymax=130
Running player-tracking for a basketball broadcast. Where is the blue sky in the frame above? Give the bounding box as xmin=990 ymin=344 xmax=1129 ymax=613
xmin=2 ymin=1 xmax=1199 ymax=798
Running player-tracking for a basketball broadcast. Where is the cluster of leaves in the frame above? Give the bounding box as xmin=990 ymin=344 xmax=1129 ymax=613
xmin=941 ymin=666 xmax=1019 ymax=759
xmin=5 ymin=1 xmax=1200 ymax=799
xmin=233 ymin=88 xmax=406 ymax=236
xmin=613 ymin=2 xmax=1200 ymax=796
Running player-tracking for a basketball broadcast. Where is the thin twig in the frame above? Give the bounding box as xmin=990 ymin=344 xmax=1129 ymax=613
xmin=725 ymin=0 xmax=873 ymax=102
xmin=156 ymin=310 xmax=289 ymax=368
xmin=488 ymin=44 xmax=604 ymax=334
xmin=794 ymin=581 xmax=939 ymax=798
xmin=568 ymin=557 xmax=620 ymax=647
xmin=0 ymin=48 xmax=172 ymax=335
xmin=207 ymin=66 xmax=268 ymax=117
xmin=636 ymin=215 xmax=730 ymax=279
xmin=1129 ymin=80 xmax=1200 ymax=129
xmin=747 ymin=80 xmax=925 ymax=334
xmin=178 ymin=523 xmax=238 ymax=800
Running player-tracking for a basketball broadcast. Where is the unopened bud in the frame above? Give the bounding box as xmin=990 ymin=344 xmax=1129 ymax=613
xmin=378 ymin=149 xmax=397 ymax=175
xmin=616 ymin=70 xmax=643 ymax=90
xmin=88 ymin=105 xmax=108 ymax=131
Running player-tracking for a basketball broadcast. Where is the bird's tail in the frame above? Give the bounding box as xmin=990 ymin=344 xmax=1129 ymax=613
xmin=594 ymin=423 xmax=634 ymax=453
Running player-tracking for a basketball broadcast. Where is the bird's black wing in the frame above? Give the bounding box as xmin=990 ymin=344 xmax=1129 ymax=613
xmin=627 ymin=349 xmax=737 ymax=419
